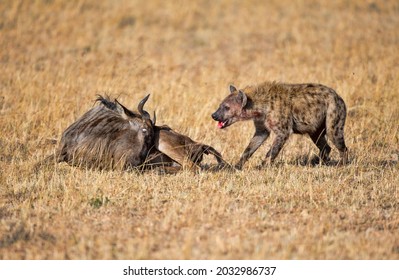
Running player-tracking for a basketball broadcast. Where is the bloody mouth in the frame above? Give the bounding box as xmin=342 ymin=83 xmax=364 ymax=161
xmin=217 ymin=121 xmax=227 ymax=129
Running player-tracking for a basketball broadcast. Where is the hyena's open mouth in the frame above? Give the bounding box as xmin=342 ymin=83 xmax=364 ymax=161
xmin=212 ymin=111 xmax=232 ymax=129
xmin=217 ymin=120 xmax=227 ymax=129
xmin=217 ymin=119 xmax=231 ymax=129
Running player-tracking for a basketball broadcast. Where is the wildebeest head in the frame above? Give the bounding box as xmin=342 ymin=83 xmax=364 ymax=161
xmin=211 ymin=85 xmax=248 ymax=129
xmin=57 ymin=94 xmax=155 ymax=170
xmin=100 ymin=94 xmax=155 ymax=125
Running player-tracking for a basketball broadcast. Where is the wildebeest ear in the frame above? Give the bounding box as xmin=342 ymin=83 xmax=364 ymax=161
xmin=238 ymin=90 xmax=247 ymax=108
xmin=152 ymin=111 xmax=156 ymax=125
xmin=115 ymin=99 xmax=132 ymax=120
xmin=229 ymin=85 xmax=237 ymax=94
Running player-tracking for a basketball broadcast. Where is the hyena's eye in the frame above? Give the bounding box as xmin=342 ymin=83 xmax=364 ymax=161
xmin=223 ymin=105 xmax=230 ymax=111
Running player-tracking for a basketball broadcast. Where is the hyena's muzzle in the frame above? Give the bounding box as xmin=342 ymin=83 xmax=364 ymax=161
xmin=211 ymin=107 xmax=234 ymax=129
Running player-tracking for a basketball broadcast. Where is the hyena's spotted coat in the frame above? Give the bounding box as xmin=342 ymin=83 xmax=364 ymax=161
xmin=211 ymin=81 xmax=348 ymax=169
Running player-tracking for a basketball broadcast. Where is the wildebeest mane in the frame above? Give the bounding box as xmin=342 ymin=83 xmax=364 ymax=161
xmin=57 ymin=95 xmax=154 ymax=170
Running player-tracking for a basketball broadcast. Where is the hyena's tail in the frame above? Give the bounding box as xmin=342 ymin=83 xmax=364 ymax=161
xmin=326 ymin=94 xmax=348 ymax=164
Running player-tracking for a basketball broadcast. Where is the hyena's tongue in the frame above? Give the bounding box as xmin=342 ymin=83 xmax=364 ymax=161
xmin=217 ymin=121 xmax=224 ymax=129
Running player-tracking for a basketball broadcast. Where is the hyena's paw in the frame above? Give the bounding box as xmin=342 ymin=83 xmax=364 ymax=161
xmin=337 ymin=158 xmax=349 ymax=166
xmin=310 ymin=156 xmax=331 ymax=166
xmin=257 ymin=158 xmax=273 ymax=169
xmin=233 ymin=163 xmax=243 ymax=171
xmin=338 ymin=150 xmax=349 ymax=166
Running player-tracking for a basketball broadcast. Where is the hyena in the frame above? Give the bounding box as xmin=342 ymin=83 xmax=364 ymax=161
xmin=211 ymin=81 xmax=348 ymax=169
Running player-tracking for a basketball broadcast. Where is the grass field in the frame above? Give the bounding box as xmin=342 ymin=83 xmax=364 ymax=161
xmin=0 ymin=0 xmax=398 ymax=259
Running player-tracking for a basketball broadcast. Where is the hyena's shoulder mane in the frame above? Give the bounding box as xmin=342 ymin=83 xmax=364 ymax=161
xmin=243 ymin=81 xmax=285 ymax=101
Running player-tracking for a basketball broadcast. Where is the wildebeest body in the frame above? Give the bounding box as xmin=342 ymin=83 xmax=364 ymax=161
xmin=57 ymin=96 xmax=154 ymax=169
xmin=56 ymin=95 xmax=228 ymax=172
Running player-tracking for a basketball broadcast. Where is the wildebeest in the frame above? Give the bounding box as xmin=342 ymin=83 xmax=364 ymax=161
xmin=57 ymin=95 xmax=155 ymax=170
xmin=52 ymin=95 xmax=228 ymax=172
xmin=211 ymin=82 xmax=348 ymax=169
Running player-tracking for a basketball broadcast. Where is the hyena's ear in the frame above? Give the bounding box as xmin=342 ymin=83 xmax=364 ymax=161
xmin=229 ymin=84 xmax=237 ymax=94
xmin=237 ymin=90 xmax=247 ymax=108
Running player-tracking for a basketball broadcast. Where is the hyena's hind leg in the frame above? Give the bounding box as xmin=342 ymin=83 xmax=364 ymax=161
xmin=309 ymin=127 xmax=331 ymax=164
xmin=327 ymin=97 xmax=349 ymax=165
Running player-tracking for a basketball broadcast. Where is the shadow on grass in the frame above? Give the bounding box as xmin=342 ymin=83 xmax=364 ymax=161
xmin=0 ymin=223 xmax=30 ymax=248
xmin=291 ymin=155 xmax=398 ymax=168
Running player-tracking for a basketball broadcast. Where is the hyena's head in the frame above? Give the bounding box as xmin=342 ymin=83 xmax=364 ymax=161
xmin=211 ymin=85 xmax=247 ymax=129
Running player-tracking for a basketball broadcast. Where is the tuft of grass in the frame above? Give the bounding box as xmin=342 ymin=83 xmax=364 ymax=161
xmin=89 ymin=197 xmax=111 ymax=209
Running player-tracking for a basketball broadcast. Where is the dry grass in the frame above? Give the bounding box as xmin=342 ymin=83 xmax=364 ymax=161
xmin=0 ymin=0 xmax=398 ymax=259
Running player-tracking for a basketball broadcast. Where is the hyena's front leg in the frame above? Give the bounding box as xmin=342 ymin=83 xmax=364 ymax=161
xmin=235 ymin=129 xmax=270 ymax=170
xmin=261 ymin=132 xmax=289 ymax=166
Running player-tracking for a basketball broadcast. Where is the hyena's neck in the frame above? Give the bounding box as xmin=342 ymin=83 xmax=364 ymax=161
xmin=240 ymin=96 xmax=265 ymax=120
xmin=240 ymin=108 xmax=264 ymax=120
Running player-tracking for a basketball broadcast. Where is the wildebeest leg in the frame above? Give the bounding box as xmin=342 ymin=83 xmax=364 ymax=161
xmin=145 ymin=149 xmax=174 ymax=166
xmin=235 ymin=129 xmax=270 ymax=170
xmin=309 ymin=128 xmax=331 ymax=164
xmin=143 ymin=148 xmax=183 ymax=174
xmin=261 ymin=132 xmax=289 ymax=166
xmin=161 ymin=144 xmax=201 ymax=172
xmin=201 ymin=145 xmax=231 ymax=169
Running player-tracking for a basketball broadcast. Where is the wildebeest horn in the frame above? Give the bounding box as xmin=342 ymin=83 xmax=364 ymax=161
xmin=138 ymin=94 xmax=151 ymax=119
